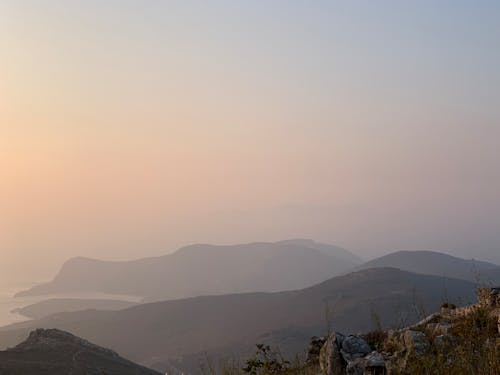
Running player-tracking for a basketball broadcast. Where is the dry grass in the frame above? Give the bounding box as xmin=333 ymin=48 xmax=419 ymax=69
xmin=401 ymin=306 xmax=500 ymax=375
xmin=204 ymin=306 xmax=499 ymax=375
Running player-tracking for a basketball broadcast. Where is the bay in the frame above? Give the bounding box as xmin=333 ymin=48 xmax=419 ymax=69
xmin=0 ymin=284 xmax=141 ymax=328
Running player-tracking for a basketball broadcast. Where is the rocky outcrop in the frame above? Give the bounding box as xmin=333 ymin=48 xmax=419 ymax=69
xmin=0 ymin=329 xmax=161 ymax=375
xmin=345 ymin=351 xmax=385 ymax=375
xmin=10 ymin=328 xmax=119 ymax=356
xmin=307 ymin=336 xmax=327 ymax=364
xmin=319 ymin=333 xmax=385 ymax=375
xmin=341 ymin=335 xmax=371 ymax=362
xmin=401 ymin=330 xmax=429 ymax=355
xmin=314 ymin=286 xmax=500 ymax=375
xmin=478 ymin=287 xmax=500 ymax=308
xmin=320 ymin=332 xmax=346 ymax=375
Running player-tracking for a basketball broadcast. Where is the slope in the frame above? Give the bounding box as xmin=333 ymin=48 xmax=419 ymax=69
xmin=1 ymin=268 xmax=477 ymax=374
xmin=356 ymin=250 xmax=500 ymax=284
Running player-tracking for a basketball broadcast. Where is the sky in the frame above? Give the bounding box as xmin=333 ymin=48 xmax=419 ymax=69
xmin=1 ymin=1 xmax=500 ymax=285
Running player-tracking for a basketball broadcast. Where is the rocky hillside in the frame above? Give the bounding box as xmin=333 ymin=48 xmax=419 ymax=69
xmin=0 ymin=328 xmax=161 ymax=375
xmin=308 ymin=287 xmax=500 ymax=375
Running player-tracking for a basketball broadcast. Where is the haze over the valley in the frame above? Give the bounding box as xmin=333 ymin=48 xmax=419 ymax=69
xmin=1 ymin=1 xmax=500 ymax=286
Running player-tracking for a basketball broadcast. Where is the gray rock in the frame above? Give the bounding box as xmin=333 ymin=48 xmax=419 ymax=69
xmin=336 ymin=332 xmax=346 ymax=345
xmin=403 ymin=330 xmax=429 ymax=355
xmin=408 ymin=312 xmax=440 ymax=329
xmin=341 ymin=335 xmax=371 ymax=362
xmin=346 ymin=358 xmax=364 ymax=375
xmin=345 ymin=351 xmax=386 ymax=375
xmin=427 ymin=322 xmax=452 ymax=335
xmin=320 ymin=332 xmax=347 ymax=375
xmin=364 ymin=351 xmax=385 ymax=368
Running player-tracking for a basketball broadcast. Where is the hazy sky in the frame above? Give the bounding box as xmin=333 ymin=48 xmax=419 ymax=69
xmin=1 ymin=1 xmax=500 ymax=284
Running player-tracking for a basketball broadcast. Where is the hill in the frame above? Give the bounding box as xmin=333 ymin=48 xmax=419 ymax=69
xmin=0 ymin=268 xmax=477 ymax=374
xmin=16 ymin=240 xmax=361 ymax=301
xmin=12 ymin=298 xmax=138 ymax=320
xmin=357 ymin=250 xmax=500 ymax=284
xmin=0 ymin=328 xmax=161 ymax=375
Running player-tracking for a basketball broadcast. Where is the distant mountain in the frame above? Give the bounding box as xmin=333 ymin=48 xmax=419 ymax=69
xmin=357 ymin=250 xmax=500 ymax=284
xmin=0 ymin=328 xmax=161 ymax=375
xmin=1 ymin=268 xmax=477 ymax=374
xmin=12 ymin=298 xmax=138 ymax=320
xmin=16 ymin=240 xmax=362 ymax=301
xmin=276 ymin=239 xmax=361 ymax=264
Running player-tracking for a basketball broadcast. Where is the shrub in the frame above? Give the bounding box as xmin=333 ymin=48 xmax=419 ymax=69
xmin=242 ymin=345 xmax=291 ymax=375
xmin=363 ymin=330 xmax=388 ymax=351
xmin=440 ymin=303 xmax=456 ymax=309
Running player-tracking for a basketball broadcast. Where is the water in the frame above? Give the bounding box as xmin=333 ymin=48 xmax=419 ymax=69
xmin=0 ymin=285 xmax=39 ymax=327
xmin=0 ymin=284 xmax=142 ymax=328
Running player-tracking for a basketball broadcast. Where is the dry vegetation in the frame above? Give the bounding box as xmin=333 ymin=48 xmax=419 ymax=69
xmin=400 ymin=306 xmax=500 ymax=375
xmin=204 ymin=303 xmax=499 ymax=375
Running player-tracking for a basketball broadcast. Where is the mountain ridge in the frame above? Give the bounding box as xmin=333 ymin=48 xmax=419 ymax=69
xmin=357 ymin=250 xmax=500 ymax=284
xmin=1 ymin=267 xmax=478 ymax=374
xmin=16 ymin=240 xmax=361 ymax=300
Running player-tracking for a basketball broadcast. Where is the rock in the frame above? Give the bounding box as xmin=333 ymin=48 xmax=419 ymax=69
xmin=408 ymin=312 xmax=440 ymax=329
xmin=307 ymin=336 xmax=327 ymax=363
xmin=383 ymin=330 xmax=429 ymax=373
xmin=364 ymin=351 xmax=385 ymax=368
xmin=344 ymin=351 xmax=386 ymax=375
xmin=426 ymin=322 xmax=452 ymax=335
xmin=320 ymin=332 xmax=347 ymax=375
xmin=382 ymin=351 xmax=402 ymax=375
xmin=478 ymin=287 xmax=500 ymax=308
xmin=341 ymin=335 xmax=371 ymax=362
xmin=434 ymin=334 xmax=456 ymax=348
xmin=403 ymin=330 xmax=429 ymax=355
xmin=346 ymin=358 xmax=364 ymax=375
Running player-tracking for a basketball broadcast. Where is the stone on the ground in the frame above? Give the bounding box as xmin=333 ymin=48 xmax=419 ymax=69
xmin=320 ymin=332 xmax=347 ymax=375
xmin=340 ymin=335 xmax=371 ymax=362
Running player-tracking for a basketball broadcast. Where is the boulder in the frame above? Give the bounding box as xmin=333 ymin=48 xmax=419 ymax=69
xmin=320 ymin=332 xmax=347 ymax=375
xmin=364 ymin=351 xmax=385 ymax=368
xmin=341 ymin=335 xmax=371 ymax=362
xmin=345 ymin=351 xmax=386 ymax=375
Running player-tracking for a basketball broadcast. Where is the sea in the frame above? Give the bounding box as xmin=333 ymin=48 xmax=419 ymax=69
xmin=0 ymin=283 xmax=141 ymax=328
xmin=0 ymin=283 xmax=39 ymax=327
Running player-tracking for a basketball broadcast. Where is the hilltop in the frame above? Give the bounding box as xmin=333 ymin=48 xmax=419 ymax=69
xmin=0 ymin=328 xmax=161 ymax=375
xmin=357 ymin=250 xmax=500 ymax=284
